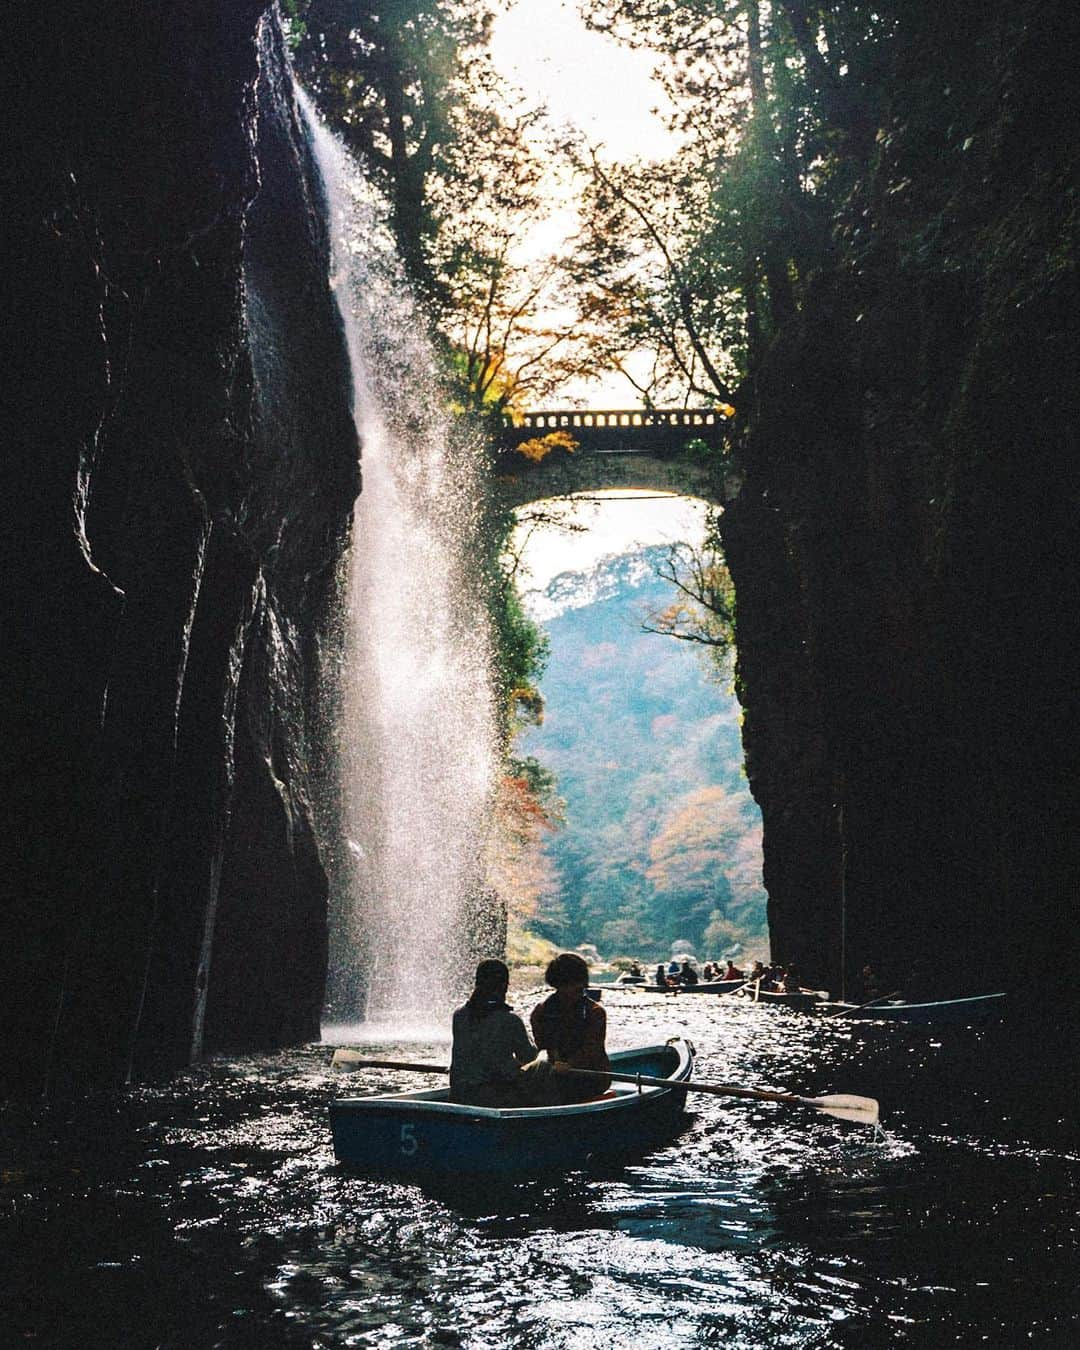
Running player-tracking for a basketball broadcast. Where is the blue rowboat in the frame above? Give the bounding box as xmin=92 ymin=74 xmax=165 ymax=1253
xmin=819 ymin=992 xmax=1006 ymax=1025
xmin=330 ymin=1039 xmax=694 ymax=1177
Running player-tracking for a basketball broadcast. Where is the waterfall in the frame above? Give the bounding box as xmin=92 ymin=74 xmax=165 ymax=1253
xmin=297 ymin=89 xmax=498 ymax=1031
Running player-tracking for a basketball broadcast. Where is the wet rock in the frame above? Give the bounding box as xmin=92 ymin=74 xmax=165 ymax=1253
xmin=721 ymin=2 xmax=1080 ymax=1024
xmin=1 ymin=3 xmax=359 ymax=1092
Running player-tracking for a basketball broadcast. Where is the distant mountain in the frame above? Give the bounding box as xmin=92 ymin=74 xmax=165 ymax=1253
xmin=518 ymin=545 xmax=767 ymax=961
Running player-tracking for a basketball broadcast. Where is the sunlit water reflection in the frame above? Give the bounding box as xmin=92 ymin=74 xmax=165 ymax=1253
xmin=3 ymin=996 xmax=1077 ymax=1347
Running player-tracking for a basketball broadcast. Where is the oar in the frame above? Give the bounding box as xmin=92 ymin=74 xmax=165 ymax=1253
xmin=827 ymin=991 xmax=901 ymax=1019
xmin=332 ymin=1052 xmax=450 ymax=1073
xmin=329 ymin=1052 xmax=879 ymax=1127
xmin=558 ymin=1066 xmax=878 ymax=1126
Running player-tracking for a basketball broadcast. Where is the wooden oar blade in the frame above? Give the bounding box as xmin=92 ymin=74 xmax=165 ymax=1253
xmin=803 ymin=1093 xmax=880 ymax=1125
xmin=330 ymin=1050 xmax=449 ymax=1074
xmin=331 ymin=1049 xmax=374 ymax=1071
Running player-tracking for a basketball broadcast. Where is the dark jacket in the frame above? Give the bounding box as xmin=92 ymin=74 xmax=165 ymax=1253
xmin=449 ymin=1001 xmax=535 ymax=1106
xmin=530 ymin=993 xmax=610 ymax=1099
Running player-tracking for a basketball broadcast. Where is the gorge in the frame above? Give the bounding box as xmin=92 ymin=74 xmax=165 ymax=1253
xmin=2 ymin=1 xmax=1077 ymax=1100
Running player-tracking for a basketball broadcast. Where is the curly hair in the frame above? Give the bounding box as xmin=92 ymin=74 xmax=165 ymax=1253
xmin=544 ymin=952 xmax=590 ymax=988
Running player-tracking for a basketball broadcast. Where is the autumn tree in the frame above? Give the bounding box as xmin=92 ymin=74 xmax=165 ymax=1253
xmin=640 ymin=510 xmax=736 ymax=683
xmin=484 ymin=754 xmax=567 ymax=947
xmin=291 ymin=0 xmax=597 ymax=415
xmin=576 ymin=0 xmax=894 ymax=395
xmin=570 ymin=146 xmax=744 ymax=406
xmin=290 ymin=0 xmax=494 ymax=307
xmin=646 ymin=784 xmax=764 ymax=942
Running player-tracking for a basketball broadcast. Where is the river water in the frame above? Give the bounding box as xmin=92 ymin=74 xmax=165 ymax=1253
xmin=2 ymin=993 xmax=1077 ymax=1348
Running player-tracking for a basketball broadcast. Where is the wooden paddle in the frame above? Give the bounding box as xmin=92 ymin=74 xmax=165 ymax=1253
xmin=329 ymin=1052 xmax=880 ymax=1127
xmin=559 ymin=1066 xmax=878 ymax=1125
xmin=827 ymin=991 xmax=901 ymax=1019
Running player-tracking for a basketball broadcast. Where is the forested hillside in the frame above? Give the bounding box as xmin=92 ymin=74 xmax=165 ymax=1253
xmin=517 ymin=548 xmax=767 ymax=960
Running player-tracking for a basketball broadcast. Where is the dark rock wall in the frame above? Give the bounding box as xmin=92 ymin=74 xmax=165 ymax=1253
xmin=1 ymin=3 xmax=359 ymax=1094
xmin=721 ymin=2 xmax=1079 ymax=1020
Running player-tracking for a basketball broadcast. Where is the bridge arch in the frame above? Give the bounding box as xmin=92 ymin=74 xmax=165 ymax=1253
xmin=492 ymin=407 xmax=741 ymax=510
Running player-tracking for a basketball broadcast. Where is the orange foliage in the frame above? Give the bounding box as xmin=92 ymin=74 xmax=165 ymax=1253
xmin=511 ymin=685 xmax=544 ymax=726
xmin=514 ymin=429 xmax=578 ymax=462
xmin=646 ymin=785 xmax=752 ymax=894
xmin=487 ymin=773 xmax=562 ymax=927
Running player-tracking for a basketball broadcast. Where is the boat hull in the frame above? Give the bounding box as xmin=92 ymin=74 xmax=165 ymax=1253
xmin=679 ymin=979 xmax=745 ymax=994
xmin=636 ymin=979 xmax=743 ymax=994
xmin=741 ymin=988 xmax=821 ymax=1012
xmin=820 ymin=993 xmax=1006 ymax=1024
xmin=330 ymin=1041 xmax=694 ymax=1177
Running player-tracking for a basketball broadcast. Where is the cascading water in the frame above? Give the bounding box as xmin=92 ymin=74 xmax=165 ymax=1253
xmin=297 ymin=89 xmax=499 ymax=1031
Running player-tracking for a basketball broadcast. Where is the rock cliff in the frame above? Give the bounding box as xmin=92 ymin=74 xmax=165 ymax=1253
xmin=721 ymin=2 xmax=1079 ymax=1020
xmin=1 ymin=3 xmax=359 ymax=1093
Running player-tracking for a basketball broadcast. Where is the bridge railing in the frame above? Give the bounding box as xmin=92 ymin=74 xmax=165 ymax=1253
xmin=513 ymin=408 xmax=729 ymax=432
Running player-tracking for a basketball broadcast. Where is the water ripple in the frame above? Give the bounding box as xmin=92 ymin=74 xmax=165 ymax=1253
xmin=3 ymin=998 xmax=1078 ymax=1347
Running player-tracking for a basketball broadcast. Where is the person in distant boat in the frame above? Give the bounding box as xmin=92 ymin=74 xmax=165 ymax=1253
xmin=702 ymin=962 xmax=715 ymax=982
xmin=449 ymin=959 xmax=537 ymax=1108
xmin=628 ymin=962 xmax=642 ymax=978
xmin=860 ymin=964 xmax=881 ymax=1001
xmin=654 ymin=962 xmax=666 ymax=987
xmin=747 ymin=960 xmax=766 ymax=986
xmin=529 ymin=952 xmax=611 ymax=1103
xmin=781 ymin=965 xmax=800 ymax=992
xmin=679 ymin=959 xmax=698 ymax=986
xmin=723 ymin=959 xmax=744 ymax=980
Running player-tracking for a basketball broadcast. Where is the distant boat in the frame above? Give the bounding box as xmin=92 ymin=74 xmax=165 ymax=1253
xmin=330 ymin=1040 xmax=695 ymax=1176
xmin=744 ymin=988 xmax=823 ymax=1012
xmin=675 ymin=978 xmax=746 ymax=994
xmin=629 ymin=977 xmax=745 ymax=995
xmin=629 ymin=977 xmax=745 ymax=999
xmin=818 ymin=992 xmax=1007 ymax=1025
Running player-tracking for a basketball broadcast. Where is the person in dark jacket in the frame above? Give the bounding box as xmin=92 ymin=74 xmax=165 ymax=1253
xmin=449 ymin=959 xmax=536 ymax=1107
xmin=529 ymin=952 xmax=611 ymax=1103
xmin=679 ymin=959 xmax=698 ymax=986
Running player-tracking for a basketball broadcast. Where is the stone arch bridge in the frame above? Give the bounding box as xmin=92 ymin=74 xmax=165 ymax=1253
xmin=493 ymin=407 xmax=741 ymax=509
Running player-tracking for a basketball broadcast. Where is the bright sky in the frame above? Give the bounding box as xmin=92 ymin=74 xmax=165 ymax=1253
xmin=490 ymin=0 xmax=677 ymax=406
xmin=490 ymin=0 xmax=673 ymax=162
xmin=513 ymin=490 xmax=709 ymax=593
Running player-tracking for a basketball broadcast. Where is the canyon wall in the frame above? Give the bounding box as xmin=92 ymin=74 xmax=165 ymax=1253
xmin=1 ymin=2 xmax=359 ymax=1093
xmin=722 ymin=2 xmax=1079 ymax=1020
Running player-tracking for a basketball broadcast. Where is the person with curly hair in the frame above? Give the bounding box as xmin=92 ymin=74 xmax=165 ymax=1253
xmin=529 ymin=952 xmax=611 ymax=1103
